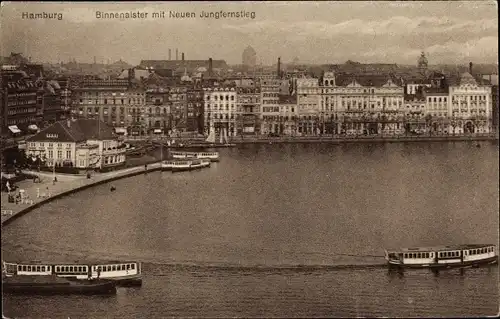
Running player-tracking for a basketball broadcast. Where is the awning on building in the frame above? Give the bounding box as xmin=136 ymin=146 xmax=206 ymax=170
xmin=8 ymin=125 xmax=21 ymax=134
xmin=154 ymin=129 xmax=163 ymax=134
xmin=28 ymin=124 xmax=39 ymax=131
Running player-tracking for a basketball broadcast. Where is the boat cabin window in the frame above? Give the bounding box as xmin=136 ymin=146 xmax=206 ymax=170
xmin=131 ymin=263 xmax=135 ymax=270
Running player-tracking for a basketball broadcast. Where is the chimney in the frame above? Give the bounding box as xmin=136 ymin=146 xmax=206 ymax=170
xmin=182 ymin=52 xmax=185 ymax=61
xmin=176 ymin=49 xmax=179 ymax=60
xmin=208 ymin=58 xmax=213 ymax=76
xmin=469 ymin=62 xmax=473 ymax=74
xmin=168 ymin=49 xmax=172 ymax=60
xmin=277 ymin=57 xmax=281 ymax=79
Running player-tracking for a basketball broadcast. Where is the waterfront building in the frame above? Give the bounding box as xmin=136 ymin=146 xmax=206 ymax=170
xmin=71 ymin=77 xmax=147 ymax=134
xmin=26 ymin=118 xmax=126 ymax=171
xmin=448 ymin=72 xmax=492 ymax=134
xmin=203 ymin=86 xmax=237 ymax=137
xmin=260 ymin=78 xmax=281 ymax=134
xmin=278 ymin=95 xmax=298 ymax=136
xmin=236 ymin=86 xmax=260 ymax=135
xmin=297 ymin=78 xmax=321 ymax=135
xmin=186 ymin=85 xmax=204 ymax=133
xmin=168 ymin=86 xmax=188 ymax=134
xmin=1 ymin=69 xmax=41 ymax=136
xmin=423 ymin=72 xmax=450 ymax=135
xmin=145 ymin=88 xmax=170 ymax=134
xmin=330 ymin=74 xmax=405 ymax=135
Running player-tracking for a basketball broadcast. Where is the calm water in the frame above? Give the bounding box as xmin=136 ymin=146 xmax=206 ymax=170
xmin=2 ymin=141 xmax=499 ymax=318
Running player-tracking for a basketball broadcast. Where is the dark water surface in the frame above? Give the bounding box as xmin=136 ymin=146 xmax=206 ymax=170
xmin=2 ymin=142 xmax=499 ymax=318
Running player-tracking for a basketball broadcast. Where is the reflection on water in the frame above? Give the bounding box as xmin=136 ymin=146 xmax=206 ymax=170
xmin=2 ymin=142 xmax=499 ymax=317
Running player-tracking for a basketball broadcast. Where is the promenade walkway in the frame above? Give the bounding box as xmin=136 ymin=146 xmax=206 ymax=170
xmin=1 ymin=162 xmax=161 ymax=225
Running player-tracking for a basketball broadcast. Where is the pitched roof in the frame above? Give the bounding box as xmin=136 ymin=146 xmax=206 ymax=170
xmin=334 ymin=74 xmax=402 ymax=87
xmin=27 ymin=119 xmax=115 ymax=142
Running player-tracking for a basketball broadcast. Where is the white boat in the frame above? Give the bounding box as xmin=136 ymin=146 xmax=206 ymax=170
xmin=171 ymin=160 xmax=192 ymax=172
xmin=189 ymin=159 xmax=205 ymax=170
xmin=2 ymin=260 xmax=142 ymax=286
xmin=201 ymin=159 xmax=211 ymax=168
xmin=170 ymin=151 xmax=219 ymax=162
xmin=384 ymin=244 xmax=498 ymax=269
xmin=161 ymin=160 xmax=175 ymax=171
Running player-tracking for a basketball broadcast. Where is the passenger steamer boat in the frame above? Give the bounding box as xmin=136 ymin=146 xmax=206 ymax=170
xmin=384 ymin=244 xmax=498 ymax=269
xmin=2 ymin=260 xmax=142 ymax=286
xmin=170 ymin=151 xmax=220 ymax=162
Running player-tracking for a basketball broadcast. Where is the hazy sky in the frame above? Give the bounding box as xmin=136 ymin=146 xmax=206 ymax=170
xmin=1 ymin=1 xmax=498 ymax=66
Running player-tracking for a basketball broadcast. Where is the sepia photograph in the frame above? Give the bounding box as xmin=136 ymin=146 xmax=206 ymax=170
xmin=1 ymin=1 xmax=498 ymax=317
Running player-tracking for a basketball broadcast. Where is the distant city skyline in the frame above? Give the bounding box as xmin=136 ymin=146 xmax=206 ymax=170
xmin=1 ymin=1 xmax=498 ymax=66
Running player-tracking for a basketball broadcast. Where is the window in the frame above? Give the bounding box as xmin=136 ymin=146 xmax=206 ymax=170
xmin=57 ymin=150 xmax=62 ymax=159
xmin=66 ymin=151 xmax=71 ymax=159
xmin=131 ymin=264 xmax=135 ymax=270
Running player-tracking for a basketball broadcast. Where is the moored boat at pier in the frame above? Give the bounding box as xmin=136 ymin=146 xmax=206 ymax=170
xmin=384 ymin=244 xmax=498 ymax=269
xmin=2 ymin=275 xmax=116 ymax=295
xmin=2 ymin=260 xmax=142 ymax=287
xmin=171 ymin=160 xmax=193 ymax=172
xmin=170 ymin=151 xmax=220 ymax=162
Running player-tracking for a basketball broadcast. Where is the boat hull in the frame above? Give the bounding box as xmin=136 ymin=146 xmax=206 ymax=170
xmin=387 ymin=255 xmax=498 ymax=269
xmin=171 ymin=166 xmax=192 ymax=173
xmin=2 ymin=277 xmax=117 ymax=295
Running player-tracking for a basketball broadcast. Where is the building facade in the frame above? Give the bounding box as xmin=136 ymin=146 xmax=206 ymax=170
xmin=1 ymin=69 xmax=41 ymax=135
xmin=448 ymin=72 xmax=492 ymax=134
xmin=71 ymin=79 xmax=147 ymax=134
xmin=25 ymin=119 xmax=126 ymax=171
xmin=260 ymin=79 xmax=281 ymax=134
xmin=236 ymin=87 xmax=260 ymax=135
xmin=203 ymin=87 xmax=237 ymax=137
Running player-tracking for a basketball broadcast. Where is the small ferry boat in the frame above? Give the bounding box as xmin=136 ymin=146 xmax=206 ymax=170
xmin=189 ymin=159 xmax=205 ymax=170
xmin=384 ymin=244 xmax=498 ymax=269
xmin=170 ymin=151 xmax=220 ymax=162
xmin=2 ymin=260 xmax=142 ymax=286
xmin=2 ymin=275 xmax=116 ymax=295
xmin=171 ymin=160 xmax=193 ymax=173
xmin=161 ymin=160 xmax=175 ymax=171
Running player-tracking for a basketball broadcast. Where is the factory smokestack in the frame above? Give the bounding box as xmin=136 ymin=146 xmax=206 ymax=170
xmin=182 ymin=52 xmax=185 ymax=61
xmin=208 ymin=58 xmax=213 ymax=77
xmin=176 ymin=49 xmax=179 ymax=60
xmin=169 ymin=49 xmax=171 ymax=60
xmin=469 ymin=62 xmax=473 ymax=74
xmin=277 ymin=57 xmax=281 ymax=79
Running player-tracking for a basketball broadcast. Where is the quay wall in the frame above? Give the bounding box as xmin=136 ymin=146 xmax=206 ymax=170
xmin=229 ymin=135 xmax=499 ymax=144
xmin=1 ymin=163 xmax=162 ymax=227
xmin=125 ymin=134 xmax=498 ymax=144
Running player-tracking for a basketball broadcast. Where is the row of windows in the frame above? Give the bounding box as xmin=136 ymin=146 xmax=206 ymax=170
xmin=439 ymin=251 xmax=460 ymax=258
xmin=469 ymin=247 xmax=494 ymax=255
xmin=56 ymin=265 xmax=88 ymax=273
xmin=94 ymin=263 xmax=136 ymax=272
xmin=404 ymin=252 xmax=431 ymax=259
xmin=205 ymin=95 xmax=236 ymax=101
xmin=7 ymin=107 xmax=37 ymax=115
xmin=18 ymin=265 xmax=50 ymax=272
xmin=46 ymin=150 xmax=71 ymax=159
